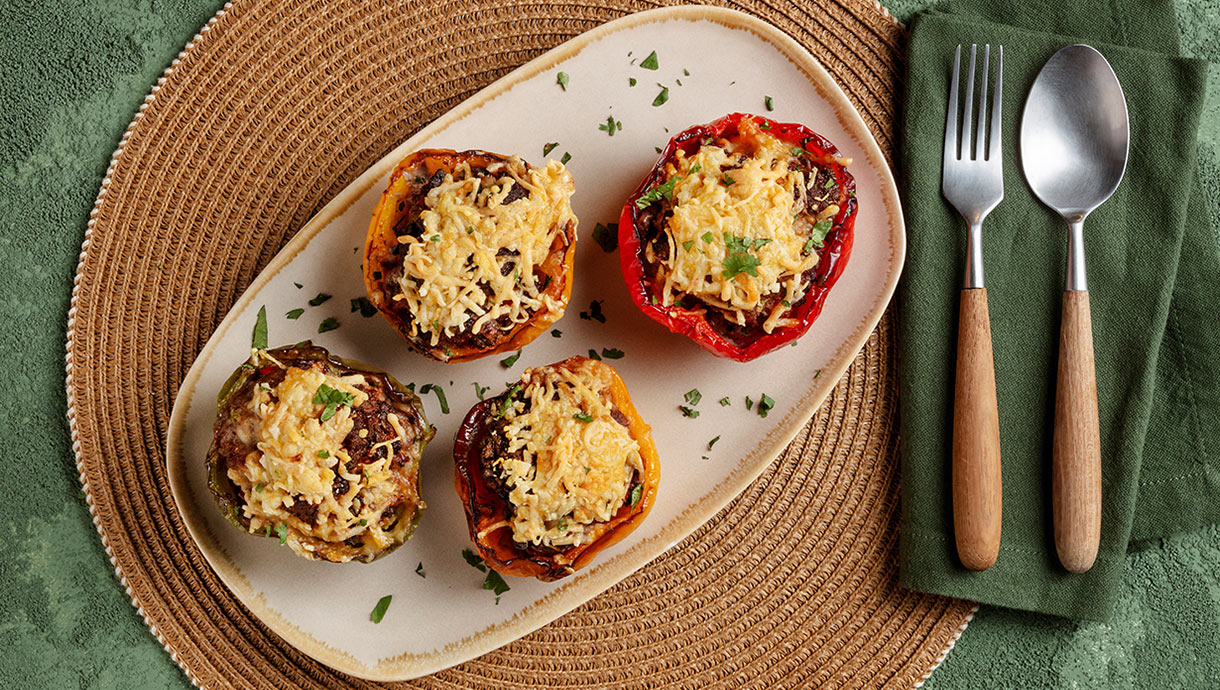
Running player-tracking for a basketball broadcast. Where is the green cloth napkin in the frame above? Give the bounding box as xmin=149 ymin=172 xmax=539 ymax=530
xmin=897 ymin=0 xmax=1219 ymax=621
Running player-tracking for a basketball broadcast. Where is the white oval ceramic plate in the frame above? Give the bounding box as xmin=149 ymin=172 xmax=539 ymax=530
xmin=166 ymin=5 xmax=904 ymax=681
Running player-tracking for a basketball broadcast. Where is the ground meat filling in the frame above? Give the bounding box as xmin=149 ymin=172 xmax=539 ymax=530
xmin=637 ymin=137 xmax=837 ymax=336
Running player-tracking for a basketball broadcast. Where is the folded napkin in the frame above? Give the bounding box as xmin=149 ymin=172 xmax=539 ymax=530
xmin=897 ymin=0 xmax=1218 ymax=621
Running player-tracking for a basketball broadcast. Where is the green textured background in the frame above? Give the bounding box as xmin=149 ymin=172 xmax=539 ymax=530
xmin=1 ymin=0 xmax=1215 ymax=687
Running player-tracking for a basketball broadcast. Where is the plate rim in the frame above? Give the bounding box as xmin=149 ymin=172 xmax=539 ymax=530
xmin=164 ymin=4 xmax=907 ymax=680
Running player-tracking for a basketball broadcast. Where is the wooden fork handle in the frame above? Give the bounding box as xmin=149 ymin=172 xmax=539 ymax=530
xmin=953 ymin=288 xmax=1002 ymax=571
xmin=1053 ymin=290 xmax=1101 ymax=573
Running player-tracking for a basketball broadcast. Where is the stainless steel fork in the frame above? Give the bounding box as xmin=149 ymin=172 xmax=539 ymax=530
xmin=942 ymin=44 xmax=1004 ymax=572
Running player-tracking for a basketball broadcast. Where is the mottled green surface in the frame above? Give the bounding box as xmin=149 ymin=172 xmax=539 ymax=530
xmin=0 ymin=0 xmax=1214 ymax=687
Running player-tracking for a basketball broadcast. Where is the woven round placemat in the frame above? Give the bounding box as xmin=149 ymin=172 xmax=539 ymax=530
xmin=66 ymin=0 xmax=975 ymax=687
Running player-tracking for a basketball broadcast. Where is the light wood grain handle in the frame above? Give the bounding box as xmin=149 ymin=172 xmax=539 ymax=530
xmin=1053 ymin=290 xmax=1102 ymax=573
xmin=953 ymin=288 xmax=1003 ymax=571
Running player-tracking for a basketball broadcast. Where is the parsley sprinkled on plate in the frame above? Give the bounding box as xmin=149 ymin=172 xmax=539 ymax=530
xmin=556 ymin=71 xmax=570 ymax=91
xmin=587 ymin=349 xmax=601 ymax=361
xmin=285 ymin=308 xmax=304 ymax=320
xmin=601 ymin=348 xmax=624 ymax=359
xmin=719 ymin=396 xmax=731 ymax=406
xmin=415 ymin=562 xmax=425 ymax=578
xmin=551 ymin=329 xmax=562 ymax=338
xmin=500 ymin=350 xmax=522 ymax=368
xmin=318 ymin=317 xmax=339 ymax=333
xmin=629 ymin=77 xmax=637 ymax=87
xmin=679 ymin=406 xmax=699 ymax=418
xmin=473 ymin=382 xmax=488 ymax=400
xmin=369 ymin=595 xmax=392 ymax=623
xmin=251 ymin=306 xmax=268 ymax=349
xmin=543 ymin=142 xmax=558 ymax=156
xmin=764 ymin=95 xmax=774 ymax=111
xmin=598 ymin=116 xmax=623 ymax=136
xmin=757 ymin=394 xmax=775 ymax=418
xmin=639 ymin=50 xmax=659 ymax=70
xmin=684 ymin=389 xmax=702 ymax=406
xmin=579 ymin=299 xmax=606 ymax=323
xmin=350 ymin=297 xmax=377 ymax=317
xmin=419 ymin=383 xmax=449 ymax=414
xmin=294 ymin=282 xmax=303 ymax=289
xmin=745 ymin=396 xmax=754 ymax=410
xmin=462 ymin=549 xmax=486 ymax=572
xmin=308 ymin=293 xmax=331 ymax=306
xmin=708 ymin=436 xmax=720 ymax=450
xmin=652 ymin=85 xmax=669 ymax=107
xmin=592 ymin=222 xmax=618 ymax=252
xmin=560 ymin=152 xmax=572 ymax=165
xmin=482 ymin=570 xmax=510 ymax=604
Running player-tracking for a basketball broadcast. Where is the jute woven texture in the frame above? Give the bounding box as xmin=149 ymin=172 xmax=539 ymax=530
xmin=66 ymin=0 xmax=975 ymax=686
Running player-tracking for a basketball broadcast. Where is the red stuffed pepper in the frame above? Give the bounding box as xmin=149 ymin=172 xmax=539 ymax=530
xmin=453 ymin=356 xmax=660 ymax=581
xmin=619 ymin=113 xmax=856 ymax=361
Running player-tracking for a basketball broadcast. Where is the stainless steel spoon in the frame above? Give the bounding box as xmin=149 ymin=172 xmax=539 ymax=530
xmin=1021 ymin=44 xmax=1129 ymax=573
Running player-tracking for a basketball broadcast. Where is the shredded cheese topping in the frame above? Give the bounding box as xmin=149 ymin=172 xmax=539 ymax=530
xmin=392 ymin=157 xmax=575 ymax=348
xmin=646 ymin=122 xmax=842 ymax=333
xmin=495 ymin=360 xmax=643 ymax=548
xmin=227 ymin=355 xmax=417 ymax=561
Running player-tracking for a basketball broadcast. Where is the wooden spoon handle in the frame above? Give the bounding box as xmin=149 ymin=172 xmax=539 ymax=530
xmin=953 ymin=288 xmax=1003 ymax=571
xmin=1053 ymin=290 xmax=1102 ymax=573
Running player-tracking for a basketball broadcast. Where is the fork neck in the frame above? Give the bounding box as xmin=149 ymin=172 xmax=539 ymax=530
xmin=963 ymin=220 xmax=985 ymax=289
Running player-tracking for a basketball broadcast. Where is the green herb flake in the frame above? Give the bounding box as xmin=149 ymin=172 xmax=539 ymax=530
xmin=721 ymin=252 xmax=761 ymax=279
xmin=551 ymin=329 xmax=562 ymax=338
xmin=579 ymin=299 xmax=606 ymax=323
xmin=601 ymin=348 xmax=625 ymax=360
xmin=556 ymin=71 xmax=570 ymax=91
xmin=684 ymin=389 xmax=702 ymax=406
xmin=823 ymin=175 xmax=837 ymax=190
xmin=560 ymin=152 xmax=572 ymax=165
xmin=415 ymin=562 xmax=426 ymax=578
xmin=708 ymin=435 xmax=720 ymax=450
xmin=652 ymin=86 xmax=669 ymax=107
xmin=263 ymin=525 xmax=272 ymax=538
xmin=682 ymin=239 xmax=695 ymax=252
xmin=764 ymin=95 xmax=774 ymax=111
xmin=482 ymin=569 xmax=510 ymax=603
xmin=759 ymin=120 xmax=772 ymax=130
xmin=629 ymin=484 xmax=643 ymax=507
xmin=745 ymin=396 xmax=754 ymax=410
xmin=587 ymin=349 xmax=602 ymax=361
xmin=275 ymin=523 xmax=288 ymax=545
xmin=679 ymin=406 xmax=700 ymax=418
xmin=629 ymin=77 xmax=637 ymax=87
xmin=496 ymin=384 xmax=522 ymax=419
xmin=701 ymin=231 xmax=715 ymax=244
xmin=466 ymin=225 xmax=475 ymax=234
xmin=350 ymin=297 xmax=377 ymax=317
xmin=592 ymin=222 xmax=618 ymax=253
xmin=722 ymin=173 xmax=736 ymax=186
xmin=369 ymin=595 xmax=392 ymax=623
xmin=316 ymin=449 xmax=330 ymax=458
xmin=758 ymin=394 xmax=775 ymax=418
xmin=500 ymin=350 xmax=522 ymax=368
xmin=318 ymin=317 xmax=339 ymax=333
xmin=312 ymin=384 xmax=355 ymax=422
xmin=719 ymin=397 xmax=731 ymax=407
xmin=598 ymin=116 xmax=622 ymax=136
xmin=543 ymin=142 xmax=558 ymax=156
xmin=640 ymin=50 xmax=659 ymax=70
xmin=285 ymin=308 xmax=304 ymax=320
xmin=294 ymin=282 xmax=303 ymax=289
xmin=473 ymin=382 xmax=489 ymax=400
xmin=419 ymin=383 xmax=450 ymax=414
xmin=557 ymin=517 xmax=568 ymax=532
xmin=251 ymin=306 xmax=268 ymax=349
xmin=254 ymin=483 xmax=264 ymax=493
xmin=462 ymin=549 xmax=487 ymax=572
xmin=684 ymin=68 xmax=690 ymax=76
xmin=358 ymin=519 xmax=367 ymax=526
xmin=790 ymin=146 xmax=806 ymax=157
xmin=308 ymin=293 xmax=332 ymax=306
xmin=814 ymin=369 xmax=822 ymax=379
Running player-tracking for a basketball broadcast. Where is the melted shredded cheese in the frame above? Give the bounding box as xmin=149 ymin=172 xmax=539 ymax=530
xmin=393 ymin=157 xmax=575 ymax=348
xmin=496 ymin=360 xmax=643 ymax=548
xmin=647 ymin=122 xmax=839 ymax=333
xmin=227 ymin=354 xmax=417 ymax=561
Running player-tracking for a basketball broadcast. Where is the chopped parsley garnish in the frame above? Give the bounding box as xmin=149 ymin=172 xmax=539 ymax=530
xmin=560 ymin=152 xmax=572 ymax=165
xmin=721 ymin=173 xmax=736 ymax=186
xmin=369 ymin=595 xmax=392 ymax=623
xmin=806 ymin=220 xmax=833 ymax=254
xmin=573 ymin=412 xmax=593 ymax=423
xmin=682 ymin=239 xmax=695 ymax=252
xmin=655 ymin=146 xmax=662 ymax=154
xmin=684 ymin=68 xmax=690 ymax=76
xmin=350 ymin=297 xmax=377 ymax=317
xmin=652 ymin=86 xmax=669 ymax=107
xmin=823 ymin=175 xmax=837 ymax=189
xmin=701 ymin=231 xmax=715 ymax=244
xmin=634 ymin=162 xmax=702 ymax=209
xmin=745 ymin=396 xmax=754 ymax=410
xmin=308 ymin=293 xmax=332 ymax=306
xmin=429 ymin=234 xmax=441 ymax=243
xmin=482 ymin=569 xmax=510 ymax=603
xmin=579 ymin=299 xmax=606 ymax=323
xmin=764 ymin=95 xmax=774 ymax=111
xmin=466 ymin=226 xmax=475 ymax=234
xmin=543 ymin=142 xmax=558 ymax=156
xmin=415 ymin=562 xmax=425 ymax=578
xmin=629 ymin=77 xmax=637 ymax=87
xmin=592 ymin=222 xmax=618 ymax=253
xmin=557 ymin=517 xmax=568 ymax=532
xmin=684 ymin=389 xmax=702 ymax=406
xmin=316 ymin=450 xmax=330 ymax=458
xmin=601 ymin=348 xmax=625 ymax=359
xmin=587 ymin=349 xmax=601 ymax=361
xmin=275 ymin=523 xmax=288 ymax=545
xmin=473 ymin=382 xmax=488 ymax=400
xmin=317 ymin=317 xmax=339 ymax=333
xmin=294 ymin=282 xmax=303 ymax=289
xmin=629 ymin=484 xmax=643 ymax=506
xmin=676 ymin=78 xmax=682 ymax=86
xmin=500 ymin=350 xmax=522 ymax=368
xmin=462 ymin=548 xmax=487 ymax=572
xmin=598 ymin=116 xmax=623 ymax=136
xmin=254 ymin=483 xmax=264 ymax=493
xmin=790 ymin=146 xmax=806 ymax=157
xmin=358 ymin=519 xmax=367 ymax=526
xmin=263 ymin=525 xmax=272 ymax=538
xmin=640 ymin=50 xmax=659 ymax=70
xmin=759 ymin=120 xmax=771 ymax=130
xmin=814 ymin=369 xmax=822 ymax=379
xmin=758 ymin=394 xmax=775 ymax=417
xmin=496 ymin=384 xmax=522 ymax=419
xmin=719 ymin=396 xmax=731 ymax=406
xmin=722 ymin=253 xmax=761 ymax=280
xmin=312 ymin=384 xmax=354 ymax=422
xmin=252 ymin=306 xmax=268 ymax=349
xmin=556 ymin=71 xmax=570 ymax=91
xmin=285 ymin=308 xmax=304 ymax=320
xmin=708 ymin=436 xmax=720 ymax=450
xmin=419 ymin=383 xmax=450 ymax=414
xmin=551 ymin=329 xmax=562 ymax=338
xmin=679 ymin=406 xmax=699 ymax=418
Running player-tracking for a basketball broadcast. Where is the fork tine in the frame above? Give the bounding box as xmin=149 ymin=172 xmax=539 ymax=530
xmin=962 ymin=44 xmax=976 ymax=160
xmin=989 ymin=45 xmax=1003 ymax=161
xmin=945 ymin=45 xmax=960 ymax=163
xmin=974 ymin=45 xmax=990 ymax=161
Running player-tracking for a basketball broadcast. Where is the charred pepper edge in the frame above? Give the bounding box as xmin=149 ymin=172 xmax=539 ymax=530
xmin=206 ymin=342 xmax=436 ymax=563
xmin=363 ymin=148 xmax=578 ymax=364
xmin=617 ymin=112 xmax=858 ymax=362
xmin=452 ymin=356 xmax=660 ymax=581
